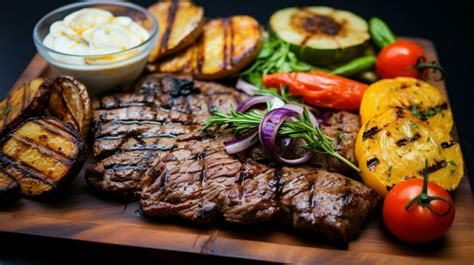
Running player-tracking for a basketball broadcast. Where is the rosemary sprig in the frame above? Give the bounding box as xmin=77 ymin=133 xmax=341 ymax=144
xmin=203 ymin=107 xmax=360 ymax=172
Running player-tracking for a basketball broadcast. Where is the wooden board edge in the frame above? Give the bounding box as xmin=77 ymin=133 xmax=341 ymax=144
xmin=0 ymin=213 xmax=465 ymax=264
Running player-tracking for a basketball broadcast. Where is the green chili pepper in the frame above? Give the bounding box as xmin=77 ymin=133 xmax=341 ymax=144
xmin=369 ymin=17 xmax=397 ymax=49
xmin=331 ymin=55 xmax=376 ymax=77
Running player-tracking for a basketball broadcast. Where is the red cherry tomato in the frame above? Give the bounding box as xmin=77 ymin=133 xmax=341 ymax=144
xmin=376 ymin=39 xmax=428 ymax=79
xmin=383 ymin=178 xmax=455 ymax=243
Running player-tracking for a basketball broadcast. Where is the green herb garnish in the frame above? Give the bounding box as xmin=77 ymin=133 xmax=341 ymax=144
xmin=203 ymin=107 xmax=360 ymax=172
xmin=240 ymin=36 xmax=313 ymax=89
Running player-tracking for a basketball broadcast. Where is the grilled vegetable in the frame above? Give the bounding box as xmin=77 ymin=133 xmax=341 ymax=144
xmin=0 ymin=117 xmax=86 ymax=197
xmin=148 ymin=1 xmax=204 ymax=62
xmin=45 ymin=76 xmax=92 ymax=138
xmin=156 ymin=16 xmax=263 ymax=80
xmin=359 ymin=77 xmax=453 ymax=132
xmin=0 ymin=78 xmax=50 ymax=134
xmin=269 ymin=6 xmax=370 ymax=67
xmin=0 ymin=171 xmax=21 ymax=205
xmin=355 ymin=107 xmax=464 ymax=196
xmin=262 ymin=72 xmax=368 ymax=110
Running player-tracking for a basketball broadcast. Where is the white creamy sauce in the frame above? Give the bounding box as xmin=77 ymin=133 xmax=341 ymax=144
xmin=43 ymin=8 xmax=150 ymax=65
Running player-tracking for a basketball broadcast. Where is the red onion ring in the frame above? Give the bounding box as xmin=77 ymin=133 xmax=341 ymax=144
xmin=236 ymin=96 xmax=285 ymax=112
xmin=235 ymin=78 xmax=259 ymax=96
xmin=224 ymin=129 xmax=258 ymax=154
xmin=259 ymin=108 xmax=313 ymax=164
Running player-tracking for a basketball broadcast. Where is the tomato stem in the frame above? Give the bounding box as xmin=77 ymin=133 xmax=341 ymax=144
xmin=414 ymin=56 xmax=445 ymax=81
xmin=404 ymin=160 xmax=452 ymax=216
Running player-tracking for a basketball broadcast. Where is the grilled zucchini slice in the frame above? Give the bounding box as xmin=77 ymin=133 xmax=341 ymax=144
xmin=360 ymin=77 xmax=453 ymax=132
xmin=0 ymin=117 xmax=86 ymax=197
xmin=0 ymin=78 xmax=50 ymax=134
xmin=148 ymin=1 xmax=204 ymax=62
xmin=156 ymin=15 xmax=263 ymax=80
xmin=355 ymin=108 xmax=464 ymax=196
xmin=45 ymin=76 xmax=92 ymax=138
xmin=269 ymin=6 xmax=370 ymax=67
xmin=0 ymin=171 xmax=21 ymax=205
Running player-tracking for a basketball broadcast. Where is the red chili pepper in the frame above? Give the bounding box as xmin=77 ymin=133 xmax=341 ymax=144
xmin=262 ymin=72 xmax=368 ymax=111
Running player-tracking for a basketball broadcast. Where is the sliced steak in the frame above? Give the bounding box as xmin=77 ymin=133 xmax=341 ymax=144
xmin=86 ymin=74 xmax=242 ymax=197
xmin=139 ymin=135 xmax=280 ymax=224
xmin=139 ymin=134 xmax=379 ymax=246
xmin=278 ymin=167 xmax=379 ymax=247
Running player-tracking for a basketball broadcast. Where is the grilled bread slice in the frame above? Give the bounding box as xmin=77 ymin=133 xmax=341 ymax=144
xmin=0 ymin=170 xmax=21 ymax=205
xmin=0 ymin=117 xmax=86 ymax=197
xmin=45 ymin=76 xmax=92 ymax=138
xmin=148 ymin=1 xmax=204 ymax=62
xmin=155 ymin=15 xmax=263 ymax=80
xmin=0 ymin=78 xmax=50 ymax=134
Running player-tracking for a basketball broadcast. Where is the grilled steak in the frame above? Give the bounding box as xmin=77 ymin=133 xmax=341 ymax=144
xmin=278 ymin=167 xmax=378 ymax=246
xmin=139 ymin=135 xmax=280 ymax=224
xmin=86 ymin=74 xmax=242 ymax=197
xmin=139 ymin=133 xmax=379 ymax=247
xmin=87 ymin=73 xmax=378 ymax=246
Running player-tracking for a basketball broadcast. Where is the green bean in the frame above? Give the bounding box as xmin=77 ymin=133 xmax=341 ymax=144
xmin=331 ymin=55 xmax=376 ymax=76
xmin=369 ymin=17 xmax=397 ymax=49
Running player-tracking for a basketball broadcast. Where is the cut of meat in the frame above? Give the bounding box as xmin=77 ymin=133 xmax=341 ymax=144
xmin=139 ymin=134 xmax=379 ymax=246
xmin=139 ymin=136 xmax=280 ymax=224
xmin=278 ymin=167 xmax=379 ymax=248
xmin=86 ymin=74 xmax=242 ymax=197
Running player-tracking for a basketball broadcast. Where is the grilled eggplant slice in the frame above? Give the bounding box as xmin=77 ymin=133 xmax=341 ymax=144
xmin=45 ymin=76 xmax=92 ymax=138
xmin=0 ymin=171 xmax=21 ymax=205
xmin=155 ymin=16 xmax=263 ymax=80
xmin=0 ymin=78 xmax=50 ymax=134
xmin=148 ymin=1 xmax=204 ymax=62
xmin=0 ymin=117 xmax=86 ymax=197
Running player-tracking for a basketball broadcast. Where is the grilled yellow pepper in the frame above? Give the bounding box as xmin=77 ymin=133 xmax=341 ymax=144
xmin=355 ymin=107 xmax=464 ymax=197
xmin=359 ymin=77 xmax=453 ymax=132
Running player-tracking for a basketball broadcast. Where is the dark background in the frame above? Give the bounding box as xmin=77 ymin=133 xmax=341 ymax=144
xmin=0 ymin=0 xmax=473 ymax=264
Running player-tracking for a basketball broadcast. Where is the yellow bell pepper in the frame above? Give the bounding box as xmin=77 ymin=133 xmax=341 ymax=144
xmin=355 ymin=107 xmax=464 ymax=197
xmin=359 ymin=77 xmax=453 ymax=132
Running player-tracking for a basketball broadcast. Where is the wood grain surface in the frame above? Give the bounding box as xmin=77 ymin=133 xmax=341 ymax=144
xmin=0 ymin=38 xmax=472 ymax=264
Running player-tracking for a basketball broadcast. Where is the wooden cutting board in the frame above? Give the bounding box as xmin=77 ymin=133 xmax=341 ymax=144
xmin=0 ymin=38 xmax=472 ymax=264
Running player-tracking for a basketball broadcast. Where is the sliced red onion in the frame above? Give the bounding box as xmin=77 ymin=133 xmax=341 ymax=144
xmin=235 ymin=78 xmax=259 ymax=96
xmin=236 ymin=96 xmax=285 ymax=112
xmin=280 ymin=104 xmax=319 ymax=128
xmin=259 ymin=108 xmax=313 ymax=164
xmin=224 ymin=129 xmax=258 ymax=154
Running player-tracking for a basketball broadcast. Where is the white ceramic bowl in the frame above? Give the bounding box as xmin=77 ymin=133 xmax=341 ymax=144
xmin=33 ymin=2 xmax=158 ymax=95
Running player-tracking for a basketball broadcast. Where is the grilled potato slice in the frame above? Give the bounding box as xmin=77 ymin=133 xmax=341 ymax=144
xmin=155 ymin=15 xmax=263 ymax=80
xmin=355 ymin=107 xmax=464 ymax=197
xmin=45 ymin=76 xmax=92 ymax=138
xmin=148 ymin=1 xmax=204 ymax=62
xmin=360 ymin=77 xmax=453 ymax=132
xmin=0 ymin=117 xmax=86 ymax=197
xmin=0 ymin=171 xmax=21 ymax=205
xmin=0 ymin=78 xmax=50 ymax=134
